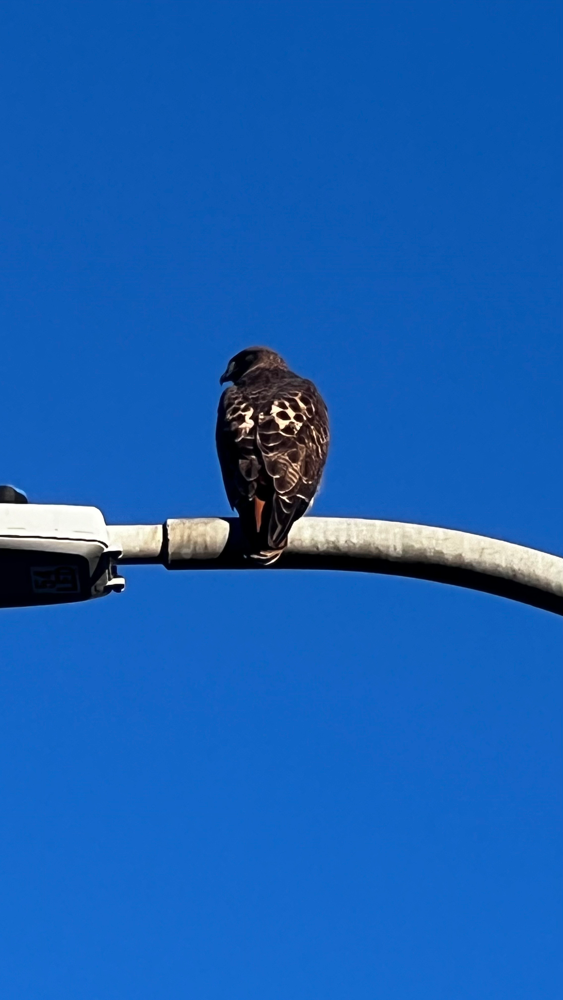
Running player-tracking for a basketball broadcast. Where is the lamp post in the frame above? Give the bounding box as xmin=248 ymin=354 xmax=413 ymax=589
xmin=109 ymin=515 xmax=563 ymax=616
xmin=0 ymin=503 xmax=560 ymax=613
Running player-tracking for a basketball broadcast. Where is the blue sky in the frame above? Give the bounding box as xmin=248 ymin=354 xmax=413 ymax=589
xmin=0 ymin=2 xmax=561 ymax=997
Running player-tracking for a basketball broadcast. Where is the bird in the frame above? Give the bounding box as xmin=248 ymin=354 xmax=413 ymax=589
xmin=216 ymin=347 xmax=329 ymax=565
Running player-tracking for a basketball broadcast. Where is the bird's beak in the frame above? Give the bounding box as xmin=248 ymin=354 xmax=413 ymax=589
xmin=219 ymin=363 xmax=234 ymax=385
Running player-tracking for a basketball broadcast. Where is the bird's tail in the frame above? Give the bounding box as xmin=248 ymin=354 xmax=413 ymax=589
xmin=236 ymin=493 xmax=309 ymax=565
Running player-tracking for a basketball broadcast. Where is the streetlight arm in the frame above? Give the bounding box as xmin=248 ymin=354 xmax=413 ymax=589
xmin=107 ymin=517 xmax=563 ymax=616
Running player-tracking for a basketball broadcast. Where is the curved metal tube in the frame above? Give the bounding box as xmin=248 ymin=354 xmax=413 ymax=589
xmin=107 ymin=517 xmax=563 ymax=616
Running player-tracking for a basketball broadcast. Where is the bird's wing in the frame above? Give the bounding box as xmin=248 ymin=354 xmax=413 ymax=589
xmin=216 ymin=385 xmax=261 ymax=509
xmin=256 ymin=379 xmax=329 ymax=547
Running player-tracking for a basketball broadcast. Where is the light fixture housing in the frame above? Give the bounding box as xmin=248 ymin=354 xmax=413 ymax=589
xmin=0 ymin=504 xmax=124 ymax=607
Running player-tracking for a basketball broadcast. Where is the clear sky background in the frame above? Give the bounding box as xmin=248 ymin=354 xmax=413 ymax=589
xmin=0 ymin=2 xmax=561 ymax=997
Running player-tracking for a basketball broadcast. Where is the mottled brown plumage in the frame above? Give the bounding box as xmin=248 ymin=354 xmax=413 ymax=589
xmin=216 ymin=347 xmax=329 ymax=564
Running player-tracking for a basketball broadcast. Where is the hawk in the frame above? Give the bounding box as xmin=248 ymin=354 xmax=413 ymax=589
xmin=216 ymin=347 xmax=329 ymax=564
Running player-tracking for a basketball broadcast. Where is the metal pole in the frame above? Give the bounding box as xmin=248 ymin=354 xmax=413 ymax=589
xmin=106 ymin=517 xmax=563 ymax=616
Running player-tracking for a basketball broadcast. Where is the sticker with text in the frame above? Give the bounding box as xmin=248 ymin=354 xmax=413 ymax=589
xmin=30 ymin=566 xmax=81 ymax=594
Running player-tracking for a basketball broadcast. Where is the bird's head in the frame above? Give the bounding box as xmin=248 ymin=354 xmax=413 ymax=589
xmin=219 ymin=347 xmax=288 ymax=385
